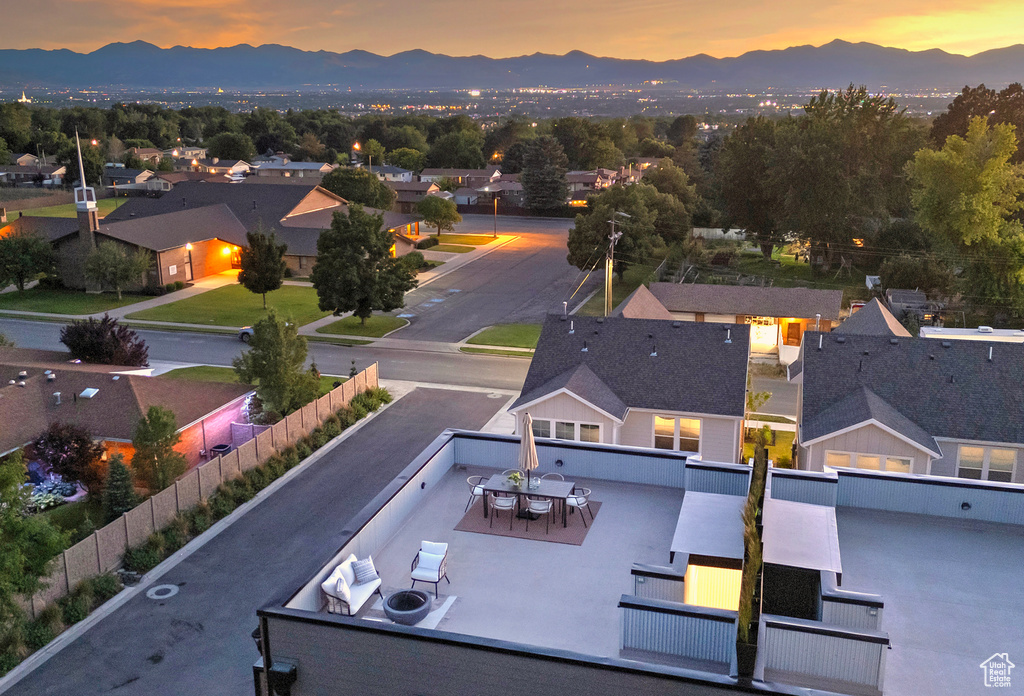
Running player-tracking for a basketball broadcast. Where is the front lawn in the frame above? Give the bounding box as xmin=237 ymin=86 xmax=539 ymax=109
xmin=41 ymin=498 xmax=104 ymax=539
xmin=431 ymin=244 xmax=474 ymax=254
xmin=460 ymin=347 xmax=535 ymax=358
xmin=434 ymin=234 xmax=495 ymax=246
xmin=316 ymin=314 xmax=408 ymax=338
xmin=466 ymin=323 xmax=541 ymax=349
xmin=577 ymin=264 xmax=657 ymax=316
xmin=126 ymin=284 xmax=329 ymax=327
xmin=161 ymin=365 xmax=342 ymax=395
xmin=0 ymin=287 xmax=147 ymax=314
xmin=11 ymin=198 xmax=126 ymax=219
xmin=742 ymin=430 xmax=796 ymax=466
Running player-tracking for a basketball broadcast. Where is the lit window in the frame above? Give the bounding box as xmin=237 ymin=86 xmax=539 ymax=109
xmin=654 ymin=416 xmax=675 ymax=450
xmin=579 ymin=424 xmax=600 ymax=443
xmin=856 ymin=455 xmax=882 ymax=471
xmin=531 ymin=419 xmax=551 ymax=439
xmin=653 ymin=416 xmax=700 ymax=452
xmin=679 ymin=419 xmax=700 ymax=452
xmin=987 ymin=448 xmax=1015 ymax=483
xmin=555 ymin=422 xmax=575 ymax=440
xmin=885 ymin=457 xmax=912 ymax=474
xmin=957 ymin=446 xmax=985 ymax=480
xmin=825 ymin=452 xmax=851 ymax=469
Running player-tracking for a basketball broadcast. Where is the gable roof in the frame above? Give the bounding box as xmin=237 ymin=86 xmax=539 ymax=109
xmin=801 ymin=332 xmax=1024 ymax=447
xmin=612 ymin=284 xmax=673 ymax=320
xmin=510 ymin=315 xmax=749 ymax=418
xmin=98 ymin=204 xmax=248 ymax=252
xmin=2 ymin=215 xmax=80 ymax=242
xmin=0 ymin=347 xmax=250 ymax=454
xmin=648 ymin=283 xmax=843 ymax=320
xmin=833 ymin=299 xmax=910 ymax=337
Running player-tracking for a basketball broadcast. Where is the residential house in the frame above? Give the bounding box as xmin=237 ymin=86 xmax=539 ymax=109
xmin=833 ymin=298 xmax=910 ymax=337
xmin=794 ymin=331 xmax=1024 ymax=483
xmin=387 ymin=180 xmax=441 ymax=214
xmin=102 ymin=166 xmax=155 ymax=189
xmin=566 ymin=171 xmax=613 ymax=193
xmin=453 ymin=187 xmax=478 ymax=205
xmin=509 ymin=314 xmax=749 ymax=462
xmin=173 ymin=157 xmax=251 ymax=176
xmin=128 ymin=147 xmax=163 ymax=166
xmin=163 ymin=145 xmax=207 ymax=161
xmin=255 ymin=161 xmax=338 ymax=180
xmin=367 ymin=164 xmax=413 ymax=183
xmin=611 ymin=285 xmax=673 ymax=320
xmin=10 ymin=153 xmax=41 ymax=167
xmin=475 ymin=180 xmax=525 ymax=207
xmin=0 ymin=164 xmax=66 ymax=187
xmin=885 ymin=288 xmax=940 ymax=323
xmin=419 ymin=168 xmax=500 ymax=188
xmin=644 ymin=283 xmax=842 ymax=364
xmin=0 ymin=347 xmax=251 ymax=466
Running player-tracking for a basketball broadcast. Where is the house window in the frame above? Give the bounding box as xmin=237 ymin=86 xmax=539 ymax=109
xmin=653 ymin=416 xmax=701 ymax=453
xmin=555 ymin=421 xmax=575 ymax=440
xmin=579 ymin=424 xmax=600 ymax=443
xmin=531 ymin=419 xmax=551 ymax=439
xmin=958 ymin=445 xmax=1016 ymax=482
xmin=826 ymin=451 xmax=913 ymax=473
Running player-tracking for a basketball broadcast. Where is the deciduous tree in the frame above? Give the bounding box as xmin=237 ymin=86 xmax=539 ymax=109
xmin=34 ymin=422 xmax=106 ymax=495
xmin=717 ymin=117 xmax=785 ymax=259
xmin=0 ymin=231 xmax=55 ymax=292
xmin=386 ymin=147 xmax=427 ymax=173
xmin=311 ymin=206 xmax=417 ymax=324
xmin=427 ymin=131 xmax=485 ymax=169
xmin=416 ymin=196 xmax=462 ymax=236
xmin=84 ymin=241 xmax=152 ymax=299
xmin=238 ymin=226 xmax=287 ymax=308
xmin=131 ymin=406 xmax=187 ymax=492
xmin=320 ymin=167 xmax=396 ymax=210
xmin=232 ymin=309 xmax=320 ymax=418
xmin=206 ymin=132 xmax=255 ymax=161
xmin=60 ymin=314 xmax=149 ymax=367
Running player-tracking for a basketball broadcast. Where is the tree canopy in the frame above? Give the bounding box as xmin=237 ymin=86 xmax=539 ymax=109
xmin=416 ymin=196 xmax=462 ymax=236
xmin=0 ymin=231 xmax=55 ymax=292
xmin=311 ymin=205 xmax=417 ymax=323
xmin=319 ymin=167 xmax=396 ymax=210
xmin=84 ymin=241 xmax=152 ymax=299
xmin=131 ymin=406 xmax=187 ymax=492
xmin=521 ymin=136 xmax=569 ymax=211
xmin=60 ymin=315 xmax=149 ymax=366
xmin=206 ymin=131 xmax=256 ymax=161
xmin=238 ymin=226 xmax=288 ymax=308
xmin=33 ymin=421 xmax=106 ymax=495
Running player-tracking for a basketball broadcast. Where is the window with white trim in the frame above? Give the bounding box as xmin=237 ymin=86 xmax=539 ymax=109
xmin=825 ymin=451 xmax=912 ymax=473
xmin=957 ymin=445 xmax=1016 ymax=483
xmin=529 ymin=418 xmax=601 ymax=443
xmin=653 ymin=416 xmax=701 ymax=453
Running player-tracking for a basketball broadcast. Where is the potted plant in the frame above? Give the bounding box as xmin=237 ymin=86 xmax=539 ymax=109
xmin=507 ymin=471 xmax=524 ymax=488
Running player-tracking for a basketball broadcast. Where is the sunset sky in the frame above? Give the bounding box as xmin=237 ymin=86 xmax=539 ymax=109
xmin=7 ymin=0 xmax=1024 ymax=59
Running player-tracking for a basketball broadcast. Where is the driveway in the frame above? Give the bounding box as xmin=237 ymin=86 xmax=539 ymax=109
xmin=3 ymin=388 xmax=506 ymax=696
xmin=390 ymin=215 xmax=585 ymax=343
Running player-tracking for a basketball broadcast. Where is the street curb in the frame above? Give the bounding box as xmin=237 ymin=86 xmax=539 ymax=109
xmin=0 ymin=394 xmax=402 ymax=695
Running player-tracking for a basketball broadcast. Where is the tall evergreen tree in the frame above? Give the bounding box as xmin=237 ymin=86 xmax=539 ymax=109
xmin=131 ymin=407 xmax=187 ymax=493
xmin=101 ymin=454 xmax=139 ymax=523
xmin=238 ymin=225 xmax=288 ymax=308
xmin=521 ymin=136 xmax=569 ymax=211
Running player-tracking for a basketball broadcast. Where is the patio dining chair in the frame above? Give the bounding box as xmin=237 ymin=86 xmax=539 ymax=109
xmin=410 ymin=540 xmax=450 ymax=598
xmin=525 ymin=496 xmax=553 ymax=534
xmin=465 ymin=475 xmax=487 ymax=513
xmin=488 ymin=493 xmax=516 ymax=530
xmin=565 ymin=487 xmax=593 ymax=528
xmin=540 ymin=472 xmax=564 ymax=513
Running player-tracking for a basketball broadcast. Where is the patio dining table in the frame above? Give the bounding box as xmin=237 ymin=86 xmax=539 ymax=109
xmin=481 ymin=475 xmax=577 ymax=527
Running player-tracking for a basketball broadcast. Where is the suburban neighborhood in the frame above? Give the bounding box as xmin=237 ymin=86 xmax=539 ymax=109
xmin=1 ymin=40 xmax=1024 ymax=696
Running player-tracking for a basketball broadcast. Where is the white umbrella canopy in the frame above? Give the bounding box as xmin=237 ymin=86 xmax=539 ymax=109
xmin=519 ymin=412 xmax=540 ymax=483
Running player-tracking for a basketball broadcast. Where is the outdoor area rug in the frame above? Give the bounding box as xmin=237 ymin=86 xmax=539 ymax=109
xmin=360 ymin=589 xmax=457 ymax=630
xmin=454 ymin=498 xmax=602 ymax=546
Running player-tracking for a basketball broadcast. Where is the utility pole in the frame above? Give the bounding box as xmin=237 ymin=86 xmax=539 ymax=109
xmin=604 ymin=211 xmax=630 ymax=317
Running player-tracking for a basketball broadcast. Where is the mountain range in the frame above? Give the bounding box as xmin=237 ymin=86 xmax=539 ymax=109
xmin=1 ymin=40 xmax=1023 ymax=91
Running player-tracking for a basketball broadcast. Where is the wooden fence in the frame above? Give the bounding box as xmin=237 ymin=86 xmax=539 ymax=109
xmin=21 ymin=363 xmax=379 ymax=618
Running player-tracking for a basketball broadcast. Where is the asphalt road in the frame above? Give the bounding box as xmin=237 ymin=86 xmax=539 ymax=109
xmin=751 ymin=376 xmax=798 ymax=417
xmin=3 ymin=388 xmax=504 ymax=696
xmin=0 ymin=318 xmax=530 ymax=392
xmin=395 ymin=215 xmax=587 ymax=342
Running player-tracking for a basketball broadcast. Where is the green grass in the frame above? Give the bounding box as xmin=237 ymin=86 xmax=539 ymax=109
xmin=431 ymin=244 xmax=474 ymax=254
xmin=10 ymin=198 xmax=126 ymax=219
xmin=577 ymin=264 xmax=657 ymax=317
xmin=0 ymin=288 xmax=147 ymax=315
xmin=126 ymin=284 xmax=329 ymax=327
xmin=743 ymin=430 xmax=795 ymax=466
xmin=435 ymin=234 xmax=496 ymax=246
xmin=304 ymin=335 xmax=374 ymax=346
xmin=161 ymin=365 xmax=342 ymax=395
xmin=460 ymin=346 xmax=535 ymax=358
xmin=41 ymin=498 xmax=104 ymax=535
xmin=316 ymin=315 xmax=408 ymax=338
xmin=467 ymin=323 xmax=541 ymax=349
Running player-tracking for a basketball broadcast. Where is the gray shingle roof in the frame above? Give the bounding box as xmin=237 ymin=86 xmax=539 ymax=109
xmin=98 ymin=204 xmax=248 ymax=252
xmin=802 ymin=386 xmax=940 ymax=455
xmin=649 ymin=283 xmax=843 ymax=320
xmin=612 ymin=285 xmax=673 ymax=320
xmin=801 ymin=332 xmax=1024 ymax=448
xmin=3 ymin=215 xmax=80 ymax=242
xmin=833 ymin=299 xmax=911 ymax=337
xmin=510 ymin=315 xmax=749 ymax=418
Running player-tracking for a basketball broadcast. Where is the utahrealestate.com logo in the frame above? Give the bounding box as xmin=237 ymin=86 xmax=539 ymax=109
xmin=980 ymin=653 xmax=1014 ymax=688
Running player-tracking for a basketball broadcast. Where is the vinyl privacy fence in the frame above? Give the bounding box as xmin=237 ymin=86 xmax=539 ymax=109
xmin=22 ymin=363 xmax=379 ymax=618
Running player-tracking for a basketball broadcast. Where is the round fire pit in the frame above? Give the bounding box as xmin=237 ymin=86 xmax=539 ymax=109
xmin=383 ymin=590 xmax=431 ymax=626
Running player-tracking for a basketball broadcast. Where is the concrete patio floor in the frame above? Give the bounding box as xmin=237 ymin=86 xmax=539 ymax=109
xmin=835 ymin=508 xmax=1024 ymax=696
xmin=365 ymin=465 xmax=685 ymax=658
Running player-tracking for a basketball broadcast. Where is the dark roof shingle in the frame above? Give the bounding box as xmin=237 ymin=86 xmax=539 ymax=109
xmin=649 ymin=283 xmax=843 ymax=320
xmin=833 ymin=299 xmax=911 ymax=337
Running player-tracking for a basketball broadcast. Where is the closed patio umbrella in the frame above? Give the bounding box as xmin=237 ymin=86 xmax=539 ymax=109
xmin=519 ymin=412 xmax=540 ymax=486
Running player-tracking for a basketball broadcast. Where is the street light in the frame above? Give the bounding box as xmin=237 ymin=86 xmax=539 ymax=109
xmin=493 ymin=195 xmax=499 ymax=238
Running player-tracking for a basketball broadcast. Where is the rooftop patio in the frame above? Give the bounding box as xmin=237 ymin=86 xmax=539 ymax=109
xmin=363 ymin=465 xmax=684 ymax=657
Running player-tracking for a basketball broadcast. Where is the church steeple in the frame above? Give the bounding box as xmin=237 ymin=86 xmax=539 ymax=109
xmin=74 ymin=130 xmax=99 ymax=255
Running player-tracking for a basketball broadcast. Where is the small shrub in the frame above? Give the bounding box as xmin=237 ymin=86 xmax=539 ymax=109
xmin=282 ymin=447 xmax=300 ymax=470
xmin=173 ymin=280 xmax=186 ymax=290
xmin=164 ymin=283 xmax=176 ymax=293
xmin=0 ymin=651 xmax=23 ymax=676
xmin=350 ymin=400 xmax=368 ymax=420
xmin=264 ymin=455 xmax=286 ymax=480
xmin=230 ymin=477 xmax=255 ymax=505
xmin=188 ymin=511 xmax=211 ymax=535
xmin=90 ymin=574 xmax=122 ymax=603
xmin=322 ymin=419 xmax=341 ymax=438
xmin=122 ymin=544 xmax=162 ymax=574
xmin=309 ymin=428 xmax=328 ymax=449
xmin=24 ymin=621 xmax=57 ymax=651
xmin=336 ymin=406 xmax=356 ymax=428
xmin=367 ymin=387 xmax=393 ymax=404
xmin=416 ymin=236 xmax=439 ymax=249
xmin=37 ymin=603 xmax=65 ymax=635
xmin=58 ymin=594 xmax=89 ymax=626
xmin=283 ymin=266 xmax=293 ymax=278
xmin=211 ymin=485 xmax=236 ymax=519
xmin=245 ymin=467 xmax=269 ymax=491
xmin=38 ymin=275 xmax=65 ymax=290
xmin=295 ymin=441 xmax=312 ymax=460
xmin=776 ymin=454 xmax=793 ymax=469
xmin=162 ymin=516 xmax=190 ymax=552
